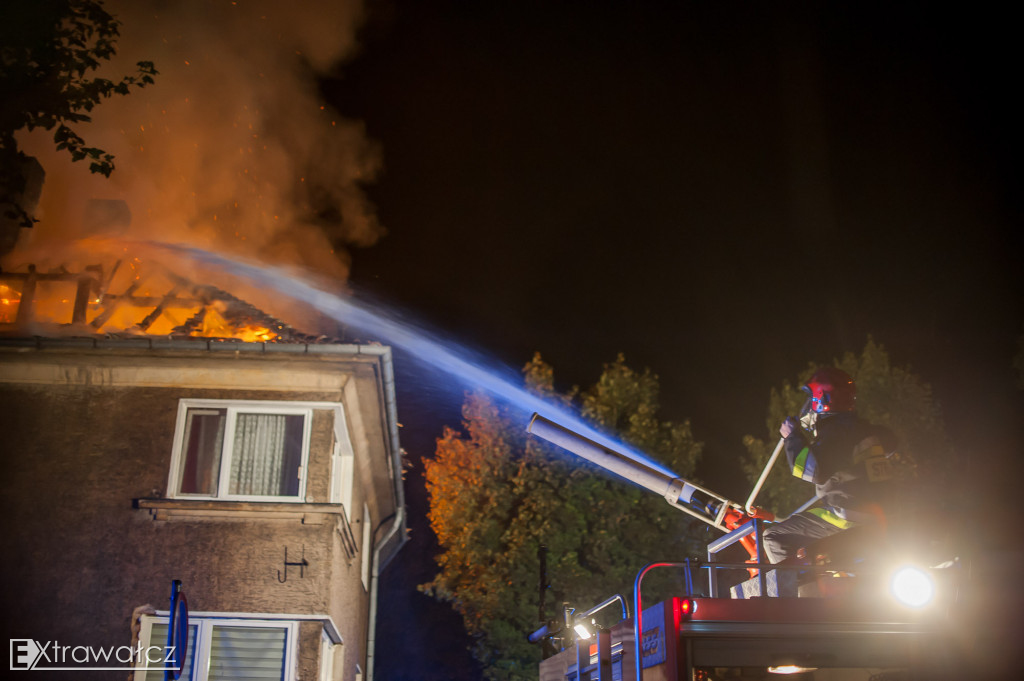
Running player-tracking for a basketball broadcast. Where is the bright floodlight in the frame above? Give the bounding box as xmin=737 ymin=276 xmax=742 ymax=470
xmin=573 ymin=622 xmax=592 ymax=639
xmin=768 ymin=666 xmax=817 ymax=675
xmin=890 ymin=566 xmax=935 ymax=608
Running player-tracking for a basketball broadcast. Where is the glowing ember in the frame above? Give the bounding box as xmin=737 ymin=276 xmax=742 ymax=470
xmin=0 ymin=258 xmax=291 ymax=343
xmin=0 ymin=284 xmax=20 ymax=324
xmin=200 ymin=307 xmax=277 ymax=342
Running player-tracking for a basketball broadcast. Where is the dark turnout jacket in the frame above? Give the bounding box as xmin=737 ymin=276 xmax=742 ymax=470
xmin=783 ymin=412 xmax=898 ymax=523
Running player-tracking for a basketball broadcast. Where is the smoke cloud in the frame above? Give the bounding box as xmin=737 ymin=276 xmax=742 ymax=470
xmin=9 ymin=0 xmax=382 ymax=285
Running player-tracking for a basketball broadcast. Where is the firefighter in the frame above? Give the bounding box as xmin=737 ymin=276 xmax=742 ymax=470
xmin=763 ymin=367 xmax=897 ymax=564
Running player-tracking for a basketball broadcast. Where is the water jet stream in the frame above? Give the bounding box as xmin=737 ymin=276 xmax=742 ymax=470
xmin=143 ymin=241 xmax=679 ymax=477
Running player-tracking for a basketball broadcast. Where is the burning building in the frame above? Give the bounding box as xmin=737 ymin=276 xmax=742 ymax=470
xmin=0 ymin=255 xmax=406 ymax=681
xmin=0 ymin=2 xmax=406 ymax=677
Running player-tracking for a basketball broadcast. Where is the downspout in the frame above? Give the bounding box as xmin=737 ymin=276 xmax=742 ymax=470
xmin=360 ymin=346 xmax=407 ymax=681
xmin=366 ymin=507 xmax=404 ymax=681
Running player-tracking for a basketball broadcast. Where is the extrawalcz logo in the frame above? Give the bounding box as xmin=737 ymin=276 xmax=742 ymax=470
xmin=10 ymin=580 xmax=189 ymax=674
xmin=9 ymin=638 xmax=177 ymax=671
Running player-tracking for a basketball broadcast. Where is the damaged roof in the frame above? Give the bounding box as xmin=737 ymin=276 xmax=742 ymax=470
xmin=0 ymin=259 xmax=346 ymax=343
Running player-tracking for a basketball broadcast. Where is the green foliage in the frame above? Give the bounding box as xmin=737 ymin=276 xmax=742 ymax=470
xmin=742 ymin=337 xmax=955 ymax=514
xmin=1 ymin=0 xmax=157 ymax=226
xmin=423 ymin=353 xmax=703 ymax=681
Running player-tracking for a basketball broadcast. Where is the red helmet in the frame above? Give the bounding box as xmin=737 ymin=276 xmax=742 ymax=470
xmin=804 ymin=367 xmax=856 ymax=414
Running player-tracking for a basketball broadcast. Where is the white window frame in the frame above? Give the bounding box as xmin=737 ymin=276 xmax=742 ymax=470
xmin=329 ymin=404 xmax=356 ymax=513
xmin=168 ymin=399 xmax=314 ymax=503
xmin=134 ymin=614 xmax=299 ymax=681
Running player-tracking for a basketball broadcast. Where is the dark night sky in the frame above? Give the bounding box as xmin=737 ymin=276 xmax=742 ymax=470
xmin=322 ymin=3 xmax=1021 ymax=679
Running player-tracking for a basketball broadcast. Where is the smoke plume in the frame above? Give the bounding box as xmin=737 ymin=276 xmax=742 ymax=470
xmin=9 ymin=0 xmax=382 ymax=285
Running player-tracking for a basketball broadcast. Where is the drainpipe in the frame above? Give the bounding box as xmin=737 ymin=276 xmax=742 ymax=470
xmin=366 ymin=506 xmax=405 ymax=681
xmin=360 ymin=345 xmax=407 ymax=681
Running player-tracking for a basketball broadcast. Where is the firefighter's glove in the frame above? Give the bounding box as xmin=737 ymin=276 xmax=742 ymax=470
xmin=780 ymin=416 xmax=800 ymax=439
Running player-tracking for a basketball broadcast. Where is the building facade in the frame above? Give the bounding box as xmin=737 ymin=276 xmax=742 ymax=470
xmin=0 ymin=338 xmax=405 ymax=681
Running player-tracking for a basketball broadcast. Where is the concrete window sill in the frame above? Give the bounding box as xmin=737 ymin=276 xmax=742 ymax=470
xmin=134 ymin=497 xmax=345 ymax=525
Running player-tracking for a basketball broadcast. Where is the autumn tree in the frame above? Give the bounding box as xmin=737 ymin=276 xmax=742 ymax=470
xmin=423 ymin=354 xmax=704 ymax=681
xmin=741 ymin=337 xmax=955 ymax=514
xmin=0 ymin=0 xmax=156 ymax=244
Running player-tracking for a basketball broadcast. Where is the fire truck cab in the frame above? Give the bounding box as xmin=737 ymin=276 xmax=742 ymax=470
xmin=539 ymin=590 xmax=960 ymax=681
xmin=539 ymin=515 xmax=969 ymax=681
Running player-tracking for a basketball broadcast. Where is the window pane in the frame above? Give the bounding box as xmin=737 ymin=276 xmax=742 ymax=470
xmin=228 ymin=413 xmax=304 ymax=497
xmin=179 ymin=409 xmax=226 ymax=495
xmin=209 ymin=625 xmax=287 ymax=680
xmin=143 ymin=622 xmax=197 ymax=681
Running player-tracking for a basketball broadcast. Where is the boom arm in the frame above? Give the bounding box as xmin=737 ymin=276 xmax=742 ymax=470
xmin=527 ymin=413 xmax=772 ymax=534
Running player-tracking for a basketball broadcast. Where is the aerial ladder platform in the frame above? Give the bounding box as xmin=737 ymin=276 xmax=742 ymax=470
xmin=525 ymin=413 xmax=975 ymax=681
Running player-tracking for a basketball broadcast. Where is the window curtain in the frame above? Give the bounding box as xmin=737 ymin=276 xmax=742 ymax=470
xmin=180 ymin=409 xmax=226 ymax=495
xmin=143 ymin=623 xmax=197 ymax=681
xmin=143 ymin=623 xmax=286 ymax=681
xmin=229 ymin=413 xmax=288 ymax=496
xmin=208 ymin=626 xmax=286 ymax=680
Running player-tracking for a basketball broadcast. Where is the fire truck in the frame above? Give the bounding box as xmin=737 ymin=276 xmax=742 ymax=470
xmin=524 ymin=413 xmax=1013 ymax=681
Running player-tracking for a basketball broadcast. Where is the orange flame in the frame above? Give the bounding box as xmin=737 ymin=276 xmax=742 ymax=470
xmin=0 ymin=284 xmax=20 ymax=324
xmin=1 ymin=259 xmax=280 ymax=343
xmin=200 ymin=307 xmax=277 ymax=342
